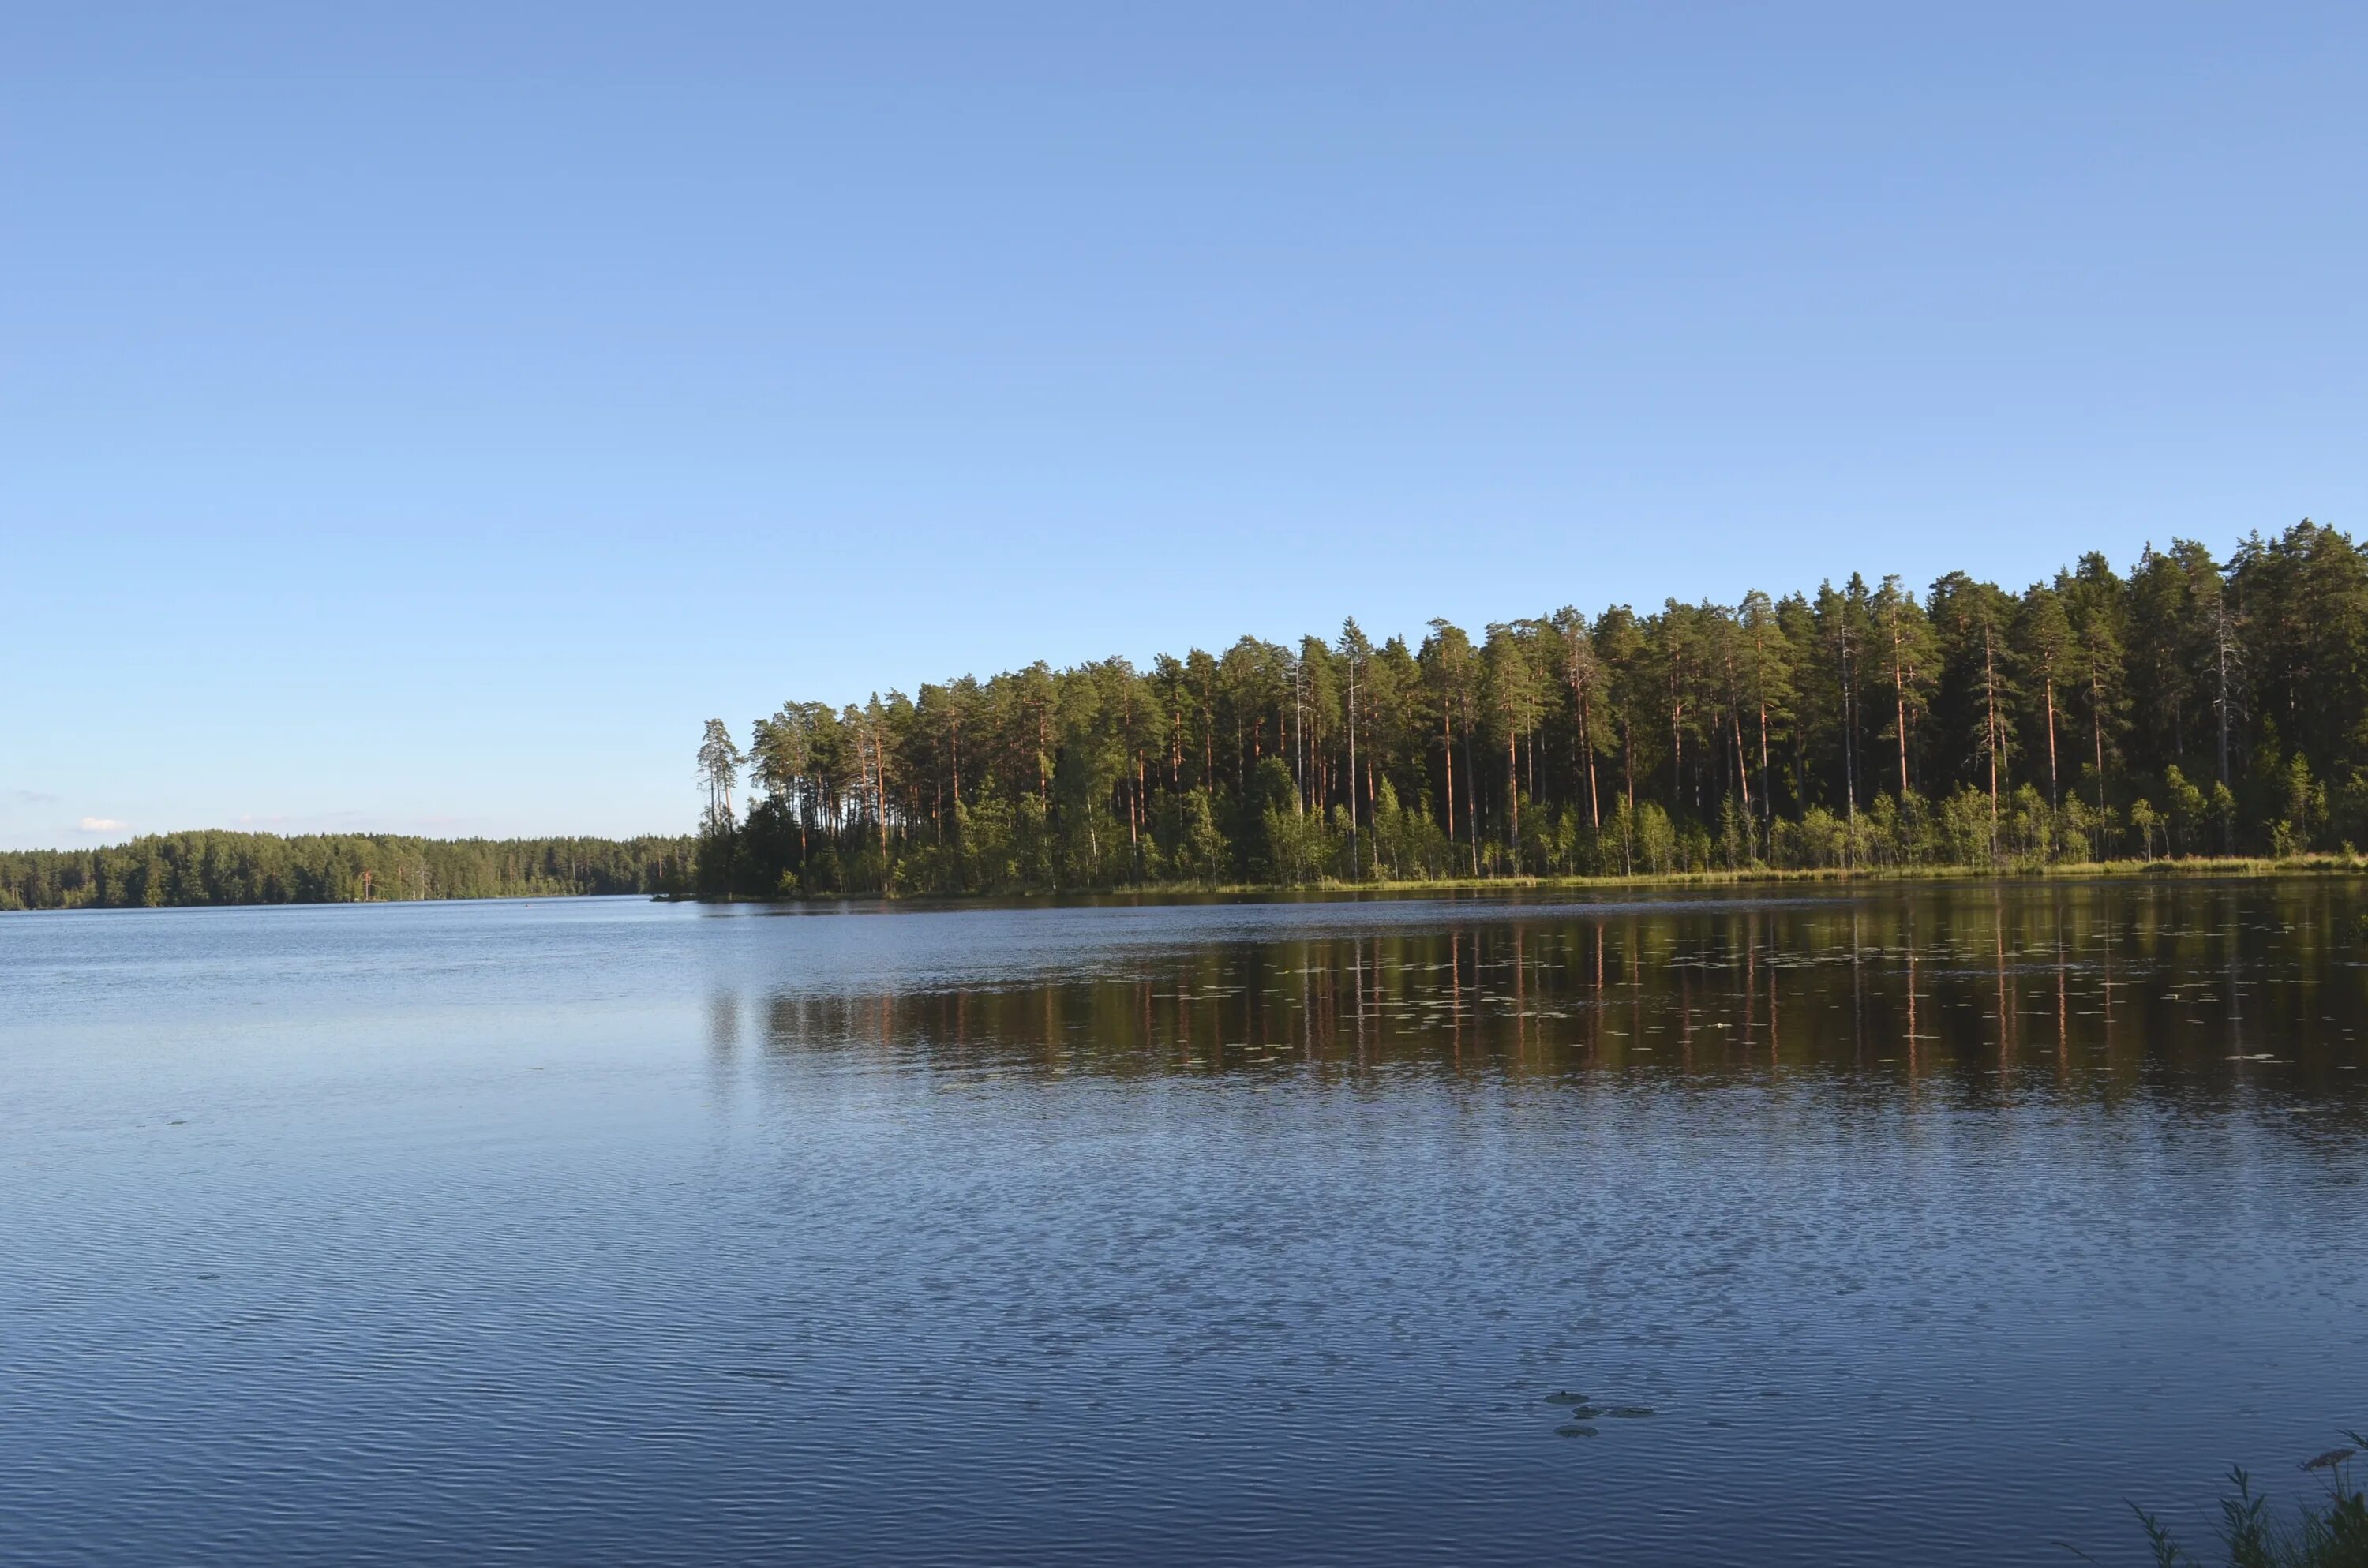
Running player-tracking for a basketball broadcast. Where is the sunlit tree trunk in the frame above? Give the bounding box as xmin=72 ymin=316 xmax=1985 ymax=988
xmin=2090 ymin=671 xmax=2105 ymax=815
xmin=2044 ymin=675 xmax=2059 ymax=808
xmin=1889 ymin=608 xmax=1910 ymax=800
xmin=1731 ymin=709 xmax=1752 ymax=819
xmin=1984 ymin=627 xmax=2002 ymax=856
xmin=1506 ymin=724 xmax=1519 ymax=856
xmin=1346 ymin=656 xmax=1360 ymax=876
xmin=2214 ymin=601 xmax=2234 ymax=788
xmin=1441 ymin=706 xmax=1456 ymax=856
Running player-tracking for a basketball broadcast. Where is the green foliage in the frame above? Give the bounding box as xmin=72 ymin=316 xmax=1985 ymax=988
xmin=1634 ymin=801 xmax=1678 ymax=874
xmin=0 ymin=831 xmax=694 ymax=910
xmin=691 ymin=519 xmax=2368 ymax=896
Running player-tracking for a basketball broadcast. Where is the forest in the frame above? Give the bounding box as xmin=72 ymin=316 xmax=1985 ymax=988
xmin=0 ymin=832 xmax=695 ymax=911
xmin=692 ymin=520 xmax=2368 ymax=898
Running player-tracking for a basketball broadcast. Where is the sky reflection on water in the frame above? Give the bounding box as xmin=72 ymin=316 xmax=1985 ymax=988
xmin=3 ymin=882 xmax=2365 ymax=1566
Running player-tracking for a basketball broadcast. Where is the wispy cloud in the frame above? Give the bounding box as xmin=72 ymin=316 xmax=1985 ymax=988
xmin=7 ymin=788 xmax=60 ymax=806
xmin=77 ymin=816 xmax=129 ymax=834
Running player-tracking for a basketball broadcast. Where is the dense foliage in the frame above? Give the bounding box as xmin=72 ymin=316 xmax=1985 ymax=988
xmin=0 ymin=832 xmax=695 ymax=911
xmin=695 ymin=521 xmax=2368 ymax=897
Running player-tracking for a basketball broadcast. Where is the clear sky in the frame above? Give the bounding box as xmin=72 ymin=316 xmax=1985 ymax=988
xmin=4 ymin=3 xmax=2361 ymax=848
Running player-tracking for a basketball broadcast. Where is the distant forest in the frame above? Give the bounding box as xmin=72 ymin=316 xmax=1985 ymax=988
xmin=693 ymin=519 xmax=2368 ymax=896
xmin=0 ymin=833 xmax=695 ymax=911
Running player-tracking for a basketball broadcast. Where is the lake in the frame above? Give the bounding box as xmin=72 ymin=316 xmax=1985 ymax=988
xmin=4 ymin=881 xmax=2365 ymax=1565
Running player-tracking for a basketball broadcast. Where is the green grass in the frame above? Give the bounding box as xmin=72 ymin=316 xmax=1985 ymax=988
xmin=698 ymin=851 xmax=2368 ymax=903
xmin=1241 ymin=853 xmax=2368 ymax=895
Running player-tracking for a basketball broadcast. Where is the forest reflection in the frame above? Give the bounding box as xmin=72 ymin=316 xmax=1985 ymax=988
xmin=715 ymin=881 xmax=2368 ymax=1098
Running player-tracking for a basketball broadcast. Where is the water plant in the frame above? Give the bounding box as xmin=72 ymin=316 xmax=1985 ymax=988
xmin=2127 ymin=1434 xmax=2367 ymax=1566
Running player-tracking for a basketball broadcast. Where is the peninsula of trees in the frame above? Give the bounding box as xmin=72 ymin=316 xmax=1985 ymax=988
xmin=693 ymin=520 xmax=2368 ymax=897
xmin=0 ymin=832 xmax=695 ymax=911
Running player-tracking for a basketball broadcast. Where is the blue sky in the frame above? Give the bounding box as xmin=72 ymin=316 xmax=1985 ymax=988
xmin=4 ymin=3 xmax=2361 ymax=848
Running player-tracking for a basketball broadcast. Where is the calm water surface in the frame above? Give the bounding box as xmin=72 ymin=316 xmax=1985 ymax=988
xmin=4 ymin=882 xmax=2366 ymax=1565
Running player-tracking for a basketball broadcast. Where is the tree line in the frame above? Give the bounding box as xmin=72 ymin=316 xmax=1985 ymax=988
xmin=0 ymin=831 xmax=695 ymax=911
xmin=693 ymin=520 xmax=2368 ymax=897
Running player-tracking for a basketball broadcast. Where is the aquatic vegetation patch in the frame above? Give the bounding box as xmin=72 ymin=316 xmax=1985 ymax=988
xmin=2125 ymin=1433 xmax=2366 ymax=1567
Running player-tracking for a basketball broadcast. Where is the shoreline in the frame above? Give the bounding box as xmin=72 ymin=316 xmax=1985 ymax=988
xmin=680 ymin=853 xmax=2368 ymax=904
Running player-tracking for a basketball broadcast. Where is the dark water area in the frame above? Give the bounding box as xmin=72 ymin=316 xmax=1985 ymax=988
xmin=4 ymin=881 xmax=2365 ymax=1566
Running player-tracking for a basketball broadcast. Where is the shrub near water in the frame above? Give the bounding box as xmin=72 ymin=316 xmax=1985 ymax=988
xmin=2126 ymin=1436 xmax=2368 ymax=1567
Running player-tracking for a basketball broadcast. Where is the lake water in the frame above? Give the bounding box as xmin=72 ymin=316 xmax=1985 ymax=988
xmin=4 ymin=882 xmax=2365 ymax=1565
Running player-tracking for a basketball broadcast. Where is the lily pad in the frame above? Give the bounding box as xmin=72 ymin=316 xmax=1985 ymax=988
xmin=1553 ymin=1424 xmax=1599 ymax=1438
xmin=1542 ymin=1390 xmax=1593 ymax=1406
xmin=1605 ymin=1406 xmax=1656 ymax=1419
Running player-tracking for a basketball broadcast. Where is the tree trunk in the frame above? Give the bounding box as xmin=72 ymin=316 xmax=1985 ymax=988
xmin=1839 ymin=629 xmax=1857 ymax=831
xmin=1442 ymin=706 xmax=1456 ymax=853
xmin=1621 ymin=715 xmax=1635 ymax=814
xmin=1668 ymin=688 xmax=1684 ymax=814
xmin=1984 ymin=629 xmax=2000 ymax=855
xmin=1892 ymin=646 xmax=1909 ymax=800
xmin=2215 ymin=608 xmax=2232 ymax=787
xmin=1574 ymin=683 xmax=1601 ymax=829
xmin=2092 ymin=679 xmax=2105 ymax=814
xmin=1462 ymin=713 xmax=1479 ymax=875
xmin=1506 ymin=727 xmax=1519 ymax=855
xmin=2044 ymin=675 xmax=2059 ymax=807
xmin=1732 ymin=709 xmax=1752 ymax=818
xmin=1345 ymin=661 xmax=1359 ymax=876
xmin=1759 ymin=700 xmax=1772 ymax=825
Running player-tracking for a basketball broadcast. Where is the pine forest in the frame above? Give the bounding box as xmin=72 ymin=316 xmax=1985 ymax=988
xmin=0 ymin=833 xmax=695 ymax=911
xmin=693 ymin=521 xmax=2368 ymax=896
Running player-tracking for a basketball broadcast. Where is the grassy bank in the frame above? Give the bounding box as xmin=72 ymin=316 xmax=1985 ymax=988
xmin=690 ymin=852 xmax=2368 ymax=903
